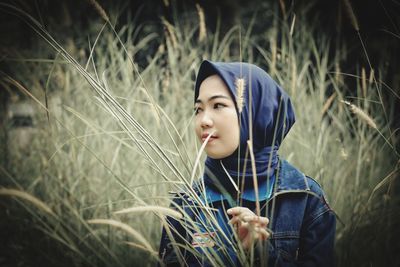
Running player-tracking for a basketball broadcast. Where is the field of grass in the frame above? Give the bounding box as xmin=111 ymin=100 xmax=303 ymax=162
xmin=0 ymin=1 xmax=399 ymax=266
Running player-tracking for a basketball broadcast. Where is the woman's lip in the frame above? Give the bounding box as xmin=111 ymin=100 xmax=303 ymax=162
xmin=201 ymin=133 xmax=217 ymax=138
xmin=201 ymin=136 xmax=217 ymax=143
xmin=201 ymin=134 xmax=218 ymax=142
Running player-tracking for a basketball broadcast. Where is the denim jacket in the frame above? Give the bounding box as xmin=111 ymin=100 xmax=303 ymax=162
xmin=158 ymin=160 xmax=336 ymax=266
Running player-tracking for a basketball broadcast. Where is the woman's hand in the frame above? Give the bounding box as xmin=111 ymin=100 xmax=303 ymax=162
xmin=227 ymin=207 xmax=270 ymax=250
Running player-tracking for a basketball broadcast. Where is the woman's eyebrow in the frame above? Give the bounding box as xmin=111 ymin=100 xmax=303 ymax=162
xmin=195 ymin=95 xmax=230 ymax=103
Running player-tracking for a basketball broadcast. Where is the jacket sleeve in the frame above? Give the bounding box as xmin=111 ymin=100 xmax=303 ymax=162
xmin=158 ymin=194 xmax=187 ymax=267
xmin=297 ymin=179 xmax=336 ymax=267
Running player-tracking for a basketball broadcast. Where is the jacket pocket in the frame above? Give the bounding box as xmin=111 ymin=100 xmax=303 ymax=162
xmin=272 ymin=231 xmax=300 ymax=264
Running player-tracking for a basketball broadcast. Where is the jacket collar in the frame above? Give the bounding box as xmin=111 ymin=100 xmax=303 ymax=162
xmin=188 ymin=159 xmax=309 ymax=204
xmin=275 ymin=159 xmax=310 ymax=192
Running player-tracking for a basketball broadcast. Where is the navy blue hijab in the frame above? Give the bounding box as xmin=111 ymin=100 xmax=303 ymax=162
xmin=194 ymin=60 xmax=295 ymax=202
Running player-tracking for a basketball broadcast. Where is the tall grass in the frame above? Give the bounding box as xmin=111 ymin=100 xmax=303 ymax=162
xmin=0 ymin=1 xmax=399 ymax=266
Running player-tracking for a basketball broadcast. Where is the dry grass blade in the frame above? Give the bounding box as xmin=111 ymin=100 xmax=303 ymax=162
xmin=246 ymin=140 xmax=260 ymax=216
xmin=0 ymin=188 xmax=54 ymax=215
xmin=87 ymin=219 xmax=155 ymax=254
xmin=220 ymin=161 xmax=239 ymax=193
xmin=3 ymin=76 xmax=48 ymax=111
xmin=114 ymin=205 xmax=182 ymax=219
xmin=162 ymin=17 xmax=178 ymax=49
xmin=290 ymin=56 xmax=297 ymax=94
xmin=190 ymin=130 xmax=216 ymax=185
xmin=369 ymin=69 xmax=375 ymax=85
xmin=124 ymin=242 xmax=159 ymax=257
xmin=351 ymin=165 xmax=400 ymax=235
xmin=367 ymin=166 xmax=399 ymax=205
xmin=341 ymin=100 xmax=377 ymax=129
xmin=270 ymin=37 xmax=277 ymax=76
xmin=290 ymin=14 xmax=296 ymax=36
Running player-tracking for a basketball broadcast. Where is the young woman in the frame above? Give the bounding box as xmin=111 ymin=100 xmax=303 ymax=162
xmin=159 ymin=60 xmax=336 ymax=266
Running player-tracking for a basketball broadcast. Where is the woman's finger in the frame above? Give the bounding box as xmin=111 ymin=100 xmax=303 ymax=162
xmin=254 ymin=227 xmax=270 ymax=240
xmin=228 ymin=216 xmax=242 ymax=225
xmin=227 ymin=206 xmax=252 ymax=215
xmin=242 ymin=215 xmax=269 ymax=225
xmin=229 ymin=214 xmax=269 ymax=227
xmin=228 ymin=207 xmax=269 ymax=225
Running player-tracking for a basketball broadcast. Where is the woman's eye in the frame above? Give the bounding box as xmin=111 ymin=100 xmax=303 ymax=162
xmin=214 ymin=103 xmax=226 ymax=109
xmin=194 ymin=107 xmax=202 ymax=114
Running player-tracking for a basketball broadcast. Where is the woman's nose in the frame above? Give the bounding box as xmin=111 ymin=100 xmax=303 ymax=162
xmin=200 ymin=111 xmax=213 ymax=128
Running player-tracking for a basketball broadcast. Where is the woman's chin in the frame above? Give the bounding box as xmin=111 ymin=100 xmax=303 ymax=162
xmin=205 ymin=149 xmax=229 ymax=160
xmin=204 ymin=149 xmax=220 ymax=159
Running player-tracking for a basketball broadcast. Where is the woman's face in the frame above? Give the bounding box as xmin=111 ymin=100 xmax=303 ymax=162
xmin=194 ymin=75 xmax=240 ymax=159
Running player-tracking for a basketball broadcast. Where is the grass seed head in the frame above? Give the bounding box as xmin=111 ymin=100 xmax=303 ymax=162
xmin=343 ymin=0 xmax=360 ymax=31
xmin=162 ymin=0 xmax=169 ymax=7
xmin=235 ymin=78 xmax=245 ymax=113
xmin=196 ymin=4 xmax=207 ymax=42
xmin=88 ymin=0 xmax=109 ymax=22
xmin=361 ymin=67 xmax=367 ymax=98
xmin=341 ymin=100 xmax=377 ymax=129
xmin=321 ymin=92 xmax=337 ymax=117
xmin=0 ymin=188 xmax=54 ymax=215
